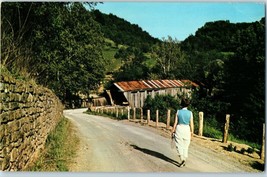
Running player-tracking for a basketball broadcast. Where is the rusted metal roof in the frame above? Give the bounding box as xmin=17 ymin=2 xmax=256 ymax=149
xmin=180 ymin=79 xmax=199 ymax=87
xmin=114 ymin=79 xmax=198 ymax=92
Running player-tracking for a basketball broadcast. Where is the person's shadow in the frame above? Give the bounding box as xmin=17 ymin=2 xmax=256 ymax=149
xmin=130 ymin=144 xmax=181 ymax=167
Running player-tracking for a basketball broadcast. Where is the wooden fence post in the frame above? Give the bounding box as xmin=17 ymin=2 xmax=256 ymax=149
xmin=116 ymin=107 xmax=119 ymax=118
xmin=133 ymin=107 xmax=136 ymax=120
xmin=198 ymin=112 xmax=204 ymax=136
xmin=147 ymin=110 xmax=150 ymax=124
xmin=140 ymin=108 xmax=143 ymax=123
xmin=261 ymin=123 xmax=265 ymax=160
xmin=166 ymin=109 xmax=171 ymax=129
xmin=156 ymin=110 xmax=159 ymax=128
xmin=127 ymin=106 xmax=130 ymax=120
xmin=121 ymin=108 xmax=124 ymax=116
xmin=222 ymin=114 xmax=230 ymax=143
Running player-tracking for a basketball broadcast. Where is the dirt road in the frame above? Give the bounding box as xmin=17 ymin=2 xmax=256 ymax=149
xmin=64 ymin=108 xmax=256 ymax=172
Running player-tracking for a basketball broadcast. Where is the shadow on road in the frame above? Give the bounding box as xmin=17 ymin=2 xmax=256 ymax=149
xmin=130 ymin=144 xmax=180 ymax=167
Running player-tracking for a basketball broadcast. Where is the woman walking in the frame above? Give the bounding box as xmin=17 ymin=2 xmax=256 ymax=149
xmin=171 ymin=98 xmax=194 ymax=167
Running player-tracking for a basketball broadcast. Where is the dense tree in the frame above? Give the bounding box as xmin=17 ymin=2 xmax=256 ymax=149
xmin=1 ymin=2 xmax=39 ymax=75
xmin=222 ymin=19 xmax=265 ymax=142
xmin=1 ymin=2 xmax=106 ymax=106
xmin=181 ymin=18 xmax=265 ymax=143
xmin=91 ymin=9 xmax=159 ymax=52
xmin=113 ymin=47 xmax=150 ymax=81
xmin=151 ymin=36 xmax=187 ymax=79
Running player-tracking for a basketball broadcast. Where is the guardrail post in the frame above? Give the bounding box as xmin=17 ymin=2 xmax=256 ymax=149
xmin=198 ymin=112 xmax=204 ymax=136
xmin=166 ymin=109 xmax=171 ymax=129
xmin=127 ymin=106 xmax=130 ymax=120
xmin=156 ymin=110 xmax=159 ymax=128
xmin=133 ymin=107 xmax=136 ymax=120
xmin=222 ymin=114 xmax=230 ymax=143
xmin=147 ymin=109 xmax=150 ymax=124
xmin=261 ymin=123 xmax=265 ymax=160
xmin=116 ymin=107 xmax=119 ymax=118
xmin=140 ymin=108 xmax=143 ymax=123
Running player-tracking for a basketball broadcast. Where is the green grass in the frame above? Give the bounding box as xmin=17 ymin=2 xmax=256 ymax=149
xmin=102 ymin=46 xmax=122 ymax=72
xmin=203 ymin=124 xmax=223 ymax=139
xmin=26 ymin=117 xmax=79 ymax=171
xmin=228 ymin=134 xmax=261 ymax=150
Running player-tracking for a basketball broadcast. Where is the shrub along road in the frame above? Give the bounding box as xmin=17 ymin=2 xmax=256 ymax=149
xmin=64 ymin=108 xmax=258 ymax=172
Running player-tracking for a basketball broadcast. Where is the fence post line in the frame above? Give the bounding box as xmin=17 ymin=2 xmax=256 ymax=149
xmin=222 ymin=114 xmax=230 ymax=143
xmin=127 ymin=106 xmax=130 ymax=120
xmin=147 ymin=110 xmax=150 ymax=124
xmin=133 ymin=107 xmax=136 ymax=120
xmin=140 ymin=108 xmax=143 ymax=123
xmin=156 ymin=110 xmax=159 ymax=128
xmin=261 ymin=123 xmax=265 ymax=160
xmin=198 ymin=112 xmax=204 ymax=136
xmin=166 ymin=109 xmax=171 ymax=129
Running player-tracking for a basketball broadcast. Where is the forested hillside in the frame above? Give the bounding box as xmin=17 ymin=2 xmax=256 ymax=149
xmin=181 ymin=18 xmax=265 ymax=143
xmin=92 ymin=10 xmax=160 ymax=52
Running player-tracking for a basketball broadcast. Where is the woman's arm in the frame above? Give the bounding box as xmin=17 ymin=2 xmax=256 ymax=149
xmin=190 ymin=112 xmax=194 ymax=138
xmin=171 ymin=111 xmax=178 ymax=136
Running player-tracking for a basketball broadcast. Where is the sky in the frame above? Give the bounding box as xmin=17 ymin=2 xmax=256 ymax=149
xmin=94 ymin=1 xmax=265 ymax=41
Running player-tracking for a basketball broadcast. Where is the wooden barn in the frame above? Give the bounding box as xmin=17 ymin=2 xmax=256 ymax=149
xmin=105 ymin=79 xmax=198 ymax=108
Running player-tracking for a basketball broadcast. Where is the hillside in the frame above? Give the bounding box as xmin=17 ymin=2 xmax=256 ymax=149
xmin=92 ymin=9 xmax=160 ymax=52
xmin=181 ymin=18 xmax=265 ymax=53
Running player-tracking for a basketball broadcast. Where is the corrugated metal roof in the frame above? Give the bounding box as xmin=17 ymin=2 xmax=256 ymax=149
xmin=114 ymin=79 xmax=198 ymax=92
xmin=180 ymin=79 xmax=199 ymax=87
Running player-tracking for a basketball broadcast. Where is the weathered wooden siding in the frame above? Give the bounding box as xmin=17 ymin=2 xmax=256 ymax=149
xmin=122 ymin=87 xmax=190 ymax=108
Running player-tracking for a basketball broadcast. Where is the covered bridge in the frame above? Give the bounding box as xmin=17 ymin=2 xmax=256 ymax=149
xmin=105 ymin=79 xmax=198 ymax=108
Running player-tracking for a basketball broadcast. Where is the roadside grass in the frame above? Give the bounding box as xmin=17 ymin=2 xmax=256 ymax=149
xmin=228 ymin=134 xmax=261 ymax=150
xmin=26 ymin=117 xmax=79 ymax=171
xmin=203 ymin=124 xmax=223 ymax=140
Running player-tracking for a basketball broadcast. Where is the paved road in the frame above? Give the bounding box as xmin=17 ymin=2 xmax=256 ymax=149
xmin=64 ymin=108 xmax=248 ymax=172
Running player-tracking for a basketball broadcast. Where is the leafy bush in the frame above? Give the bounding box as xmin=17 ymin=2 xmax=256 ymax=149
xmin=143 ymin=94 xmax=181 ymax=124
xmin=203 ymin=123 xmax=223 ymax=139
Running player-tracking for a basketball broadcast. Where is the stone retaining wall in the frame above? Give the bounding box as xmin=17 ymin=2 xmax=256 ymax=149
xmin=0 ymin=72 xmax=64 ymax=171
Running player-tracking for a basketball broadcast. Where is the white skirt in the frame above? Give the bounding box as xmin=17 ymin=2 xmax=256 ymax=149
xmin=174 ymin=124 xmax=191 ymax=161
xmin=175 ymin=124 xmax=191 ymax=140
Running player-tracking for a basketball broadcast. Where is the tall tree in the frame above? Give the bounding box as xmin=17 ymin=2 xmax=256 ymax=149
xmin=151 ymin=36 xmax=187 ymax=79
xmin=114 ymin=47 xmax=149 ymax=81
xmin=1 ymin=2 xmax=37 ymax=74
xmin=1 ymin=2 xmax=106 ymax=106
xmin=222 ymin=19 xmax=265 ymax=142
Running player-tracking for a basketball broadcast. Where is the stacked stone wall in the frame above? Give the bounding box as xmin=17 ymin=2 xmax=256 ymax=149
xmin=0 ymin=73 xmax=64 ymax=171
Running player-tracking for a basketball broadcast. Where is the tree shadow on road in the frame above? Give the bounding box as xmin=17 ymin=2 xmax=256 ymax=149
xmin=130 ymin=144 xmax=180 ymax=167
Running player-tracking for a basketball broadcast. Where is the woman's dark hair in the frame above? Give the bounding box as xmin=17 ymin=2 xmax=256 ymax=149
xmin=181 ymin=98 xmax=190 ymax=108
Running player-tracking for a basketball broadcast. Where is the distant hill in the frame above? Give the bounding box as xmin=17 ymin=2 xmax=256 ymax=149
xmin=181 ymin=18 xmax=265 ymax=53
xmin=91 ymin=10 xmax=160 ymax=52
